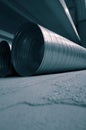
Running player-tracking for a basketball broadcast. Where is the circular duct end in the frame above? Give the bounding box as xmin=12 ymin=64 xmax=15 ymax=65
xmin=0 ymin=41 xmax=12 ymax=77
xmin=12 ymin=23 xmax=44 ymax=76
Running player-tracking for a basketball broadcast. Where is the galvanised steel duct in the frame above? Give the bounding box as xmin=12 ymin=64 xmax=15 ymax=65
xmin=64 ymin=0 xmax=77 ymax=25
xmin=75 ymin=0 xmax=86 ymax=47
xmin=12 ymin=22 xmax=86 ymax=76
xmin=0 ymin=30 xmax=14 ymax=43
xmin=0 ymin=41 xmax=15 ymax=77
xmin=0 ymin=0 xmax=80 ymax=43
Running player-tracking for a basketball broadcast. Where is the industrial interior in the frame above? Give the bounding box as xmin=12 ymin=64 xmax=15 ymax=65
xmin=0 ymin=0 xmax=86 ymax=130
xmin=0 ymin=0 xmax=86 ymax=76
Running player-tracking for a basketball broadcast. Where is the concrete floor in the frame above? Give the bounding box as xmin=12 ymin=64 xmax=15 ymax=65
xmin=0 ymin=70 xmax=86 ymax=130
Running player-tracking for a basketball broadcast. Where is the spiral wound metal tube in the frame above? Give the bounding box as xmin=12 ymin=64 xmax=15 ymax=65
xmin=12 ymin=22 xmax=86 ymax=76
xmin=0 ymin=41 xmax=14 ymax=77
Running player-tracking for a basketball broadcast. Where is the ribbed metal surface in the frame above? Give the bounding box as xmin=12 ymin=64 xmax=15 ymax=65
xmin=12 ymin=22 xmax=86 ymax=76
xmin=0 ymin=41 xmax=14 ymax=77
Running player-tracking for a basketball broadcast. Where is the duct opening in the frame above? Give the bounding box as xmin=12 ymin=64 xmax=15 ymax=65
xmin=12 ymin=22 xmax=86 ymax=76
xmin=0 ymin=41 xmax=12 ymax=77
xmin=12 ymin=23 xmax=44 ymax=76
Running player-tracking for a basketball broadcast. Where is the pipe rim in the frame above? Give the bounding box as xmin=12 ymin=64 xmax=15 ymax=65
xmin=0 ymin=40 xmax=11 ymax=77
xmin=12 ymin=22 xmax=44 ymax=76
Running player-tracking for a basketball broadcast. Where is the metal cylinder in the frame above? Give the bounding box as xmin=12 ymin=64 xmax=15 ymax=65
xmin=1 ymin=0 xmax=80 ymax=43
xmin=12 ymin=22 xmax=86 ymax=76
xmin=75 ymin=0 xmax=86 ymax=47
xmin=65 ymin=0 xmax=77 ymax=25
xmin=0 ymin=40 xmax=15 ymax=77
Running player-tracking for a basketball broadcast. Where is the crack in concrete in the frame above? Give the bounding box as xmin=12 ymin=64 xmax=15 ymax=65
xmin=0 ymin=100 xmax=86 ymax=113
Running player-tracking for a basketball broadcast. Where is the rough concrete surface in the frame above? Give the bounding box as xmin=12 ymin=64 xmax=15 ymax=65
xmin=0 ymin=70 xmax=86 ymax=130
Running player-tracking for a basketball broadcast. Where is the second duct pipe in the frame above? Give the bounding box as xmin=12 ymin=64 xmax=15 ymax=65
xmin=12 ymin=22 xmax=86 ymax=76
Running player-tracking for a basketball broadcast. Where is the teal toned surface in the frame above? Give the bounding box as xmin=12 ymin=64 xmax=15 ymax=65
xmin=0 ymin=70 xmax=86 ymax=130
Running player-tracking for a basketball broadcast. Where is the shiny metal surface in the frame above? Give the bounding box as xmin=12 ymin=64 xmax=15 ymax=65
xmin=65 ymin=0 xmax=77 ymax=25
xmin=12 ymin=22 xmax=86 ymax=76
xmin=0 ymin=30 xmax=14 ymax=43
xmin=0 ymin=41 xmax=15 ymax=77
xmin=0 ymin=0 xmax=80 ymax=43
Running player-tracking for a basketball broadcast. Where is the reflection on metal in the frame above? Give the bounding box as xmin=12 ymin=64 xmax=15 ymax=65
xmin=0 ymin=30 xmax=14 ymax=39
xmin=12 ymin=23 xmax=86 ymax=76
xmin=64 ymin=0 xmax=77 ymax=25
xmin=1 ymin=0 xmax=80 ymax=43
xmin=59 ymin=0 xmax=79 ymax=38
xmin=0 ymin=29 xmax=14 ymax=42
xmin=0 ymin=41 xmax=15 ymax=77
